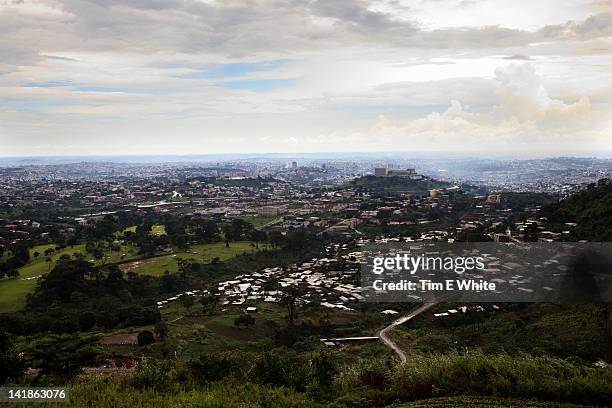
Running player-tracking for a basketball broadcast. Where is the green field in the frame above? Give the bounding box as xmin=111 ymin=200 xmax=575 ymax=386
xmin=239 ymin=215 xmax=282 ymax=229
xmin=130 ymin=241 xmax=264 ymax=276
xmin=122 ymin=225 xmax=166 ymax=236
xmin=0 ymin=243 xmax=140 ymax=313
xmin=0 ymin=244 xmax=86 ymax=312
xmin=151 ymin=224 xmax=166 ymax=236
xmin=0 ymin=240 xmax=264 ymax=312
xmin=160 ymin=301 xmax=288 ymax=358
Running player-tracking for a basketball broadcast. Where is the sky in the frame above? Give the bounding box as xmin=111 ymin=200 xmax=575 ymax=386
xmin=0 ymin=0 xmax=611 ymax=157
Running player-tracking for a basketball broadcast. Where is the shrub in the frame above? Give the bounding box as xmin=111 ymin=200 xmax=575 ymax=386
xmin=137 ymin=330 xmax=155 ymax=348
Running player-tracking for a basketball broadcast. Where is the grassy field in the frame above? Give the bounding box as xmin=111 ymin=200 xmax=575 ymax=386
xmin=122 ymin=224 xmax=166 ymax=235
xmin=130 ymin=241 xmax=265 ymax=275
xmin=0 ymin=240 xmax=261 ymax=312
xmin=158 ymin=300 xmax=287 ymax=358
xmin=0 ymin=244 xmax=86 ymax=312
xmin=151 ymin=224 xmax=166 ymax=236
xmin=0 ymin=243 xmax=140 ymax=313
xmin=239 ymin=215 xmax=282 ymax=229
xmin=26 ymin=377 xmax=317 ymax=408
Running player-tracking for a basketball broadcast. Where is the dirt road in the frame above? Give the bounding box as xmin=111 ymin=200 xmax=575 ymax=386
xmin=377 ymin=302 xmax=437 ymax=363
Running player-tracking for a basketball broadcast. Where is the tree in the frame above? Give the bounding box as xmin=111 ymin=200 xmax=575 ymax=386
xmin=137 ymin=330 xmax=155 ymax=348
xmin=176 ymin=257 xmax=192 ymax=284
xmin=26 ymin=333 xmax=100 ymax=378
xmin=161 ymin=271 xmax=178 ymax=292
xmin=181 ymin=295 xmax=195 ymax=310
xmin=154 ymin=321 xmax=169 ymax=339
xmin=78 ymin=311 xmax=97 ymax=330
xmin=0 ymin=330 xmax=25 ymax=385
xmin=11 ymin=244 xmax=30 ymax=267
xmin=282 ymin=286 xmax=301 ymax=325
xmin=311 ymin=350 xmax=336 ymax=387
xmin=199 ymin=294 xmax=219 ymax=315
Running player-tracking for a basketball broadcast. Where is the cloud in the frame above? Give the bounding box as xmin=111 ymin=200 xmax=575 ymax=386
xmin=326 ymin=63 xmax=611 ymax=153
xmin=1 ymin=1 xmax=611 ymax=156
xmin=503 ymin=54 xmax=532 ymax=60
xmin=2 ymin=0 xmax=612 ymax=69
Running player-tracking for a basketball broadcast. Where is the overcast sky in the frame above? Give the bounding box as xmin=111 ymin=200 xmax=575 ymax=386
xmin=1 ymin=0 xmax=611 ymax=157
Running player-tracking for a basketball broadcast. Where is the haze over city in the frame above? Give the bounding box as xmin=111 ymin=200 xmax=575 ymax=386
xmin=1 ymin=0 xmax=611 ymax=157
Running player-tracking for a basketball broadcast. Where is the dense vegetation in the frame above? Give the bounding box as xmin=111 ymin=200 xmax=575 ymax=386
xmin=395 ymin=303 xmax=610 ymax=361
xmin=11 ymin=351 xmax=611 ymax=407
xmin=541 ymin=178 xmax=611 ymax=241
xmin=349 ymin=175 xmax=449 ymax=194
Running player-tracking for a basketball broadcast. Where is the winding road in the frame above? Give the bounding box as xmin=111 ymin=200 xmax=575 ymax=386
xmin=377 ymin=302 xmax=437 ymax=363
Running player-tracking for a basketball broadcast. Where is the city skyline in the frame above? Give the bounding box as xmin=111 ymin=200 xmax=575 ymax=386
xmin=1 ymin=0 xmax=611 ymax=156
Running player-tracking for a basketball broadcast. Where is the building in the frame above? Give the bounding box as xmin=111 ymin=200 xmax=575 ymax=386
xmin=257 ymin=206 xmax=284 ymax=216
xmin=388 ymin=168 xmax=417 ymax=177
xmin=374 ymin=167 xmax=388 ymax=177
xmin=374 ymin=167 xmax=418 ymax=178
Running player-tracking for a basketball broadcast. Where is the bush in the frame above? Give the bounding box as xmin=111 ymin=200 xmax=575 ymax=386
xmin=130 ymin=358 xmax=175 ymax=391
xmin=137 ymin=330 xmax=155 ymax=348
xmin=188 ymin=352 xmax=244 ymax=383
xmin=387 ymin=352 xmax=612 ymax=406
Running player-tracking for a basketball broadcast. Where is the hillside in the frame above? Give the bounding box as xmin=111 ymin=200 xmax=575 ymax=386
xmin=541 ymin=178 xmax=612 ymax=241
xmin=349 ymin=175 xmax=450 ymax=194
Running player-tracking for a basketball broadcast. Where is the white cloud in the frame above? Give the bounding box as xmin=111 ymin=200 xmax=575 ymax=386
xmin=314 ymin=63 xmax=611 ymax=154
xmin=0 ymin=1 xmax=611 ymax=156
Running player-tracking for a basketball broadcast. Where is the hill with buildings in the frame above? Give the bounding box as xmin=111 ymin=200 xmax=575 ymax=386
xmin=349 ymin=171 xmax=451 ymax=195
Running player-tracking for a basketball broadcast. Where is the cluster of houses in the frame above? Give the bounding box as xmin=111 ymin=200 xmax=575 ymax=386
xmin=156 ymin=289 xmax=205 ymax=309
xmin=216 ymin=250 xmax=365 ymax=311
xmin=433 ymin=304 xmax=500 ymax=318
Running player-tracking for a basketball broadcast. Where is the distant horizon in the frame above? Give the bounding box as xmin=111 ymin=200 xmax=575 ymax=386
xmin=1 ymin=151 xmax=612 ymax=166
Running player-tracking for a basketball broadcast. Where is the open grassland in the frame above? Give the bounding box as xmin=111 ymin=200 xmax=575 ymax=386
xmin=151 ymin=224 xmax=166 ymax=236
xmin=0 ymin=244 xmax=85 ymax=312
xmin=239 ymin=215 xmax=283 ymax=229
xmin=129 ymin=241 xmax=266 ymax=275
xmin=0 ymin=240 xmax=263 ymax=312
xmin=0 ymin=243 xmax=139 ymax=313
xmin=161 ymin=301 xmax=288 ymax=358
xmin=24 ymin=377 xmax=318 ymax=408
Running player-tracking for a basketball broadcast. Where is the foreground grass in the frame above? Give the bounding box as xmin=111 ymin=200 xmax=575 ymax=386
xmin=337 ymin=352 xmax=611 ymax=406
xmin=19 ymin=351 xmax=611 ymax=408
xmin=393 ymin=396 xmax=599 ymax=407
xmin=26 ymin=377 xmax=319 ymax=408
